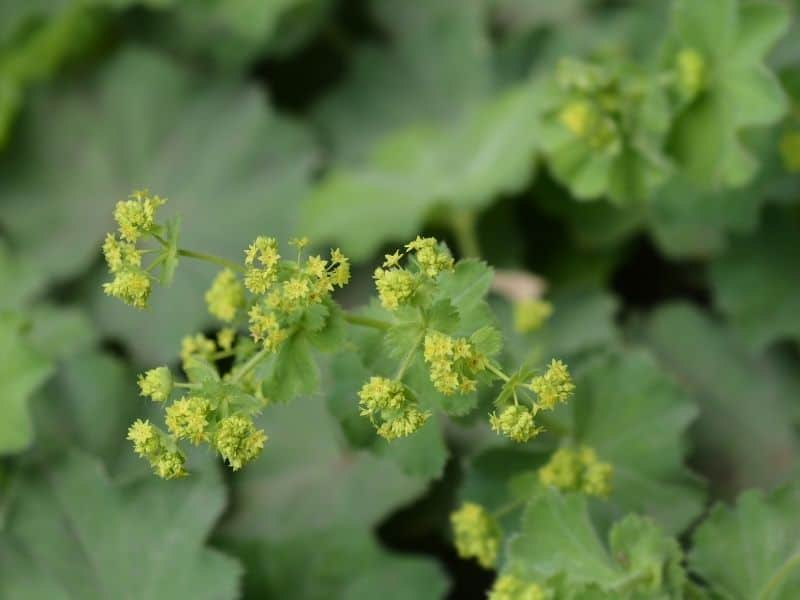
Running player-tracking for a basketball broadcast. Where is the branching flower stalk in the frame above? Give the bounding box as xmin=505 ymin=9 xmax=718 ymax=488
xmin=102 ymin=191 xmax=577 ymax=480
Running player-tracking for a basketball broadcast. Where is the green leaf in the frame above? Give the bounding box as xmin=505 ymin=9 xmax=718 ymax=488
xmin=0 ymin=313 xmax=53 ymax=455
xmin=640 ymin=303 xmax=799 ymax=495
xmin=709 ymin=212 xmax=800 ymax=351
xmin=30 ymin=351 xmax=138 ymax=465
xmin=262 ymin=334 xmax=319 ymax=403
xmin=690 ymin=483 xmax=800 ymax=600
xmin=326 ymin=350 xmax=448 ymax=480
xmin=304 ymin=82 xmax=542 ymax=260
xmin=666 ymin=0 xmax=789 ymax=187
xmin=0 ymin=452 xmax=241 ymax=599
xmin=508 ymin=489 xmax=685 ymax=595
xmin=218 ymin=392 xmax=448 ymax=598
xmin=0 ymin=47 xmax=316 ymax=362
xmin=573 ymin=350 xmax=705 ymax=534
xmin=159 ymin=215 xmax=181 ymax=286
xmin=435 ymin=259 xmax=495 ymax=330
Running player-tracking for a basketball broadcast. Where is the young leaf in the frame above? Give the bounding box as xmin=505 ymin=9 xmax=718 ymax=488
xmin=507 ymin=489 xmax=686 ymax=596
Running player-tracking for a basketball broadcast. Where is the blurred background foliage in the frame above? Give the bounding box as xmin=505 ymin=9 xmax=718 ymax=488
xmin=1 ymin=0 xmax=800 ymax=598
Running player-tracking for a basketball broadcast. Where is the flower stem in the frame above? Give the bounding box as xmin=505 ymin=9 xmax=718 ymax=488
xmin=344 ymin=312 xmax=392 ymax=331
xmin=177 ymin=249 xmax=244 ymax=273
xmin=487 ymin=363 xmax=510 ymax=382
xmin=492 ymin=497 xmax=526 ymax=519
xmin=449 ymin=209 xmax=481 ymax=259
xmin=232 ymin=347 xmax=270 ymax=383
xmin=395 ymin=333 xmax=424 ymax=380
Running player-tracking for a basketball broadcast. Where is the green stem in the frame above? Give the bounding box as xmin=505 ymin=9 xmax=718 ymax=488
xmin=449 ymin=209 xmax=481 ymax=259
xmin=232 ymin=347 xmax=270 ymax=383
xmin=174 ymin=382 xmax=200 ymax=389
xmin=178 ymin=249 xmax=244 ymax=273
xmin=343 ymin=312 xmax=392 ymax=331
xmin=486 ymin=363 xmax=510 ymax=382
xmin=395 ymin=333 xmax=424 ymax=380
xmin=760 ymin=553 xmax=800 ymax=600
xmin=492 ymin=497 xmax=526 ymax=519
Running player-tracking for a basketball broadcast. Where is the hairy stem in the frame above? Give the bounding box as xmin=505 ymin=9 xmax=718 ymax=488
xmin=232 ymin=347 xmax=270 ymax=383
xmin=177 ymin=249 xmax=244 ymax=273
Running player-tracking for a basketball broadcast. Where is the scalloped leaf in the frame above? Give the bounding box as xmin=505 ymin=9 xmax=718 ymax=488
xmin=0 ymin=451 xmax=241 ymax=599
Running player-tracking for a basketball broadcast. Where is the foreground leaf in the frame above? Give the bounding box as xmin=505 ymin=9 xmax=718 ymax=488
xmin=507 ymin=489 xmax=686 ymax=596
xmin=0 ymin=46 xmax=317 ymax=362
xmin=690 ymin=483 xmax=800 ymax=599
xmin=0 ymin=313 xmax=52 ymax=455
xmin=0 ymin=452 xmax=241 ymax=599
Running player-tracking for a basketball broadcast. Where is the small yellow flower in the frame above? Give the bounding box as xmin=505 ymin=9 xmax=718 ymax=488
xmin=358 ymin=376 xmax=430 ymax=440
xmin=288 ymin=236 xmax=310 ymax=250
xmin=530 ymin=359 xmax=575 ymax=410
xmin=383 ymin=250 xmax=403 ymax=268
xmin=489 ymin=405 xmax=542 ymax=443
xmin=113 ymin=190 xmax=165 ymax=242
xmin=214 ymin=415 xmax=267 ymax=470
xmin=305 ymin=255 xmax=328 ymax=279
xmin=513 ymin=299 xmax=553 ymax=334
xmin=153 ymin=450 xmax=187 ymax=480
xmin=450 ymin=502 xmax=501 ymax=569
xmin=488 ymin=575 xmax=546 ymax=600
xmin=180 ymin=333 xmax=216 ymax=368
xmin=102 ymin=233 xmax=141 ymax=273
xmin=127 ymin=419 xmax=160 ymax=457
xmin=102 ymin=268 xmax=151 ymax=309
xmin=217 ymin=327 xmax=236 ymax=352
xmin=374 ymin=267 xmax=416 ymax=311
xmin=676 ymin=47 xmax=705 ymax=100
xmin=138 ymin=366 xmax=173 ymax=402
xmin=165 ymin=396 xmax=213 ymax=445
xmin=539 ymin=445 xmax=613 ymax=498
xmin=205 ymin=268 xmax=245 ymax=322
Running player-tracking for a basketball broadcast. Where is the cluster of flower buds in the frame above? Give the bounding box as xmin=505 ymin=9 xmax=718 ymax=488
xmin=490 ymin=359 xmax=575 ymax=443
xmin=450 ymin=502 xmax=502 ymax=569
xmin=539 ymin=445 xmax=614 ymax=498
xmin=555 ymin=58 xmax=622 ymax=153
xmin=129 ymin=356 xmax=268 ymax=478
xmin=487 ymin=575 xmax=546 ymax=600
xmin=245 ymin=236 xmax=349 ymax=352
xmin=423 ymin=331 xmax=488 ymax=395
xmin=357 ymin=376 xmax=431 ymax=441
xmin=102 ymin=190 xmax=166 ymax=308
xmin=674 ymin=47 xmax=706 ymax=101
xmin=373 ymin=236 xmax=453 ymax=311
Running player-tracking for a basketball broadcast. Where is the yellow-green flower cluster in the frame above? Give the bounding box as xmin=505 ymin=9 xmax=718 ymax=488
xmin=513 ymin=299 xmax=553 ymax=333
xmin=245 ymin=237 xmax=350 ymax=351
xmin=779 ymin=130 xmax=800 ymax=172
xmin=450 ymin=502 xmax=501 ymax=569
xmin=214 ymin=415 xmax=268 ymax=471
xmin=530 ymin=359 xmax=575 ymax=410
xmin=555 ymin=58 xmax=621 ymax=152
xmin=180 ymin=333 xmax=217 ymax=370
xmin=423 ymin=331 xmax=487 ymax=395
xmin=358 ymin=376 xmax=431 ymax=441
xmin=205 ymin=268 xmax=245 ymax=322
xmin=102 ymin=190 xmax=166 ymax=309
xmin=373 ymin=236 xmax=453 ymax=311
xmin=488 ymin=575 xmax=547 ymax=600
xmin=113 ymin=190 xmax=165 ymax=242
xmin=165 ymin=396 xmax=213 ymax=445
xmin=138 ymin=366 xmax=173 ymax=402
xmin=675 ymin=48 xmax=705 ymax=101
xmin=489 ymin=404 xmax=543 ymax=443
xmin=127 ymin=419 xmax=187 ymax=479
xmin=539 ymin=446 xmax=614 ymax=498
